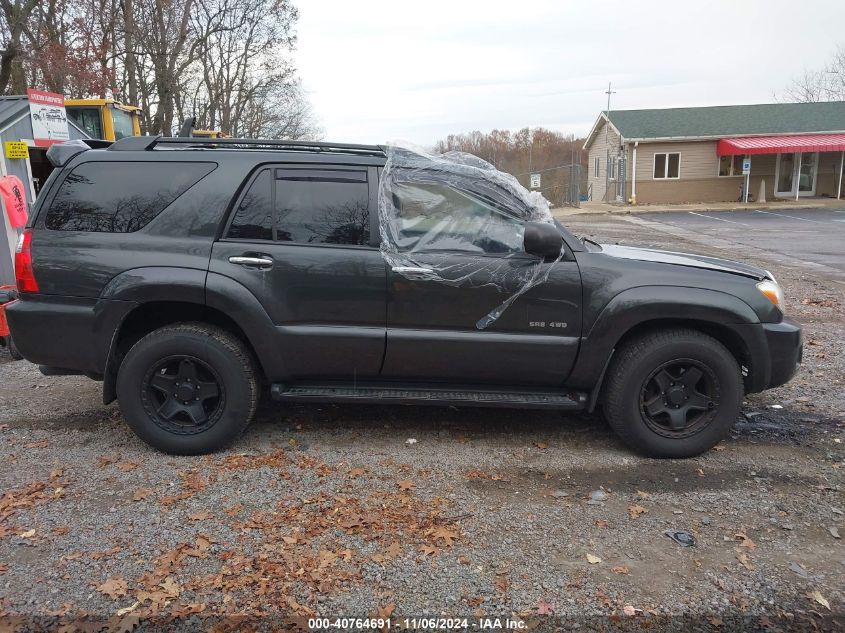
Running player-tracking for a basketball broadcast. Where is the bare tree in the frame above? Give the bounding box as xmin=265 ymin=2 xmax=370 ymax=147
xmin=0 ymin=0 xmax=39 ymax=93
xmin=781 ymin=45 xmax=845 ymax=102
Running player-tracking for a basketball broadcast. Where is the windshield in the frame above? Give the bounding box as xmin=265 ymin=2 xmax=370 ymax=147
xmin=111 ymin=108 xmax=136 ymax=139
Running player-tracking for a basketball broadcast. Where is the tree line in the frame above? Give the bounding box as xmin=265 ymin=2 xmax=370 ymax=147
xmin=0 ymin=0 xmax=321 ymax=139
xmin=435 ymin=127 xmax=588 ymax=206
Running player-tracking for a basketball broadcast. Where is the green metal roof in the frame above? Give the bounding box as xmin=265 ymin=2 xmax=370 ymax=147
xmin=604 ymin=101 xmax=845 ymax=141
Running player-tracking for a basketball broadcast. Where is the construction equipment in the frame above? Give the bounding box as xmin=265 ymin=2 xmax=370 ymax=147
xmin=65 ymin=99 xmax=142 ymax=141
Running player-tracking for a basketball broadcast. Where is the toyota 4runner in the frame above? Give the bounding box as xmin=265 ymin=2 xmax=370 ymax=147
xmin=6 ymin=136 xmax=803 ymax=458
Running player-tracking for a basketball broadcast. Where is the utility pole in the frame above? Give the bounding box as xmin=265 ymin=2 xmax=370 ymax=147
xmin=604 ymin=82 xmax=616 ymax=202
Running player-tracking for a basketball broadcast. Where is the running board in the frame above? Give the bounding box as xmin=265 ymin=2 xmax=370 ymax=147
xmin=271 ymin=384 xmax=588 ymax=410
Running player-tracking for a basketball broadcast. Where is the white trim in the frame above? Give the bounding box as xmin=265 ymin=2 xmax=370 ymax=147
xmin=593 ymin=156 xmax=600 ymax=178
xmin=717 ymin=154 xmax=744 ymax=177
xmin=775 ymin=152 xmax=819 ymax=198
xmin=652 ymin=152 xmax=681 ymax=180
xmin=583 ymin=113 xmax=624 ymax=150
xmin=623 ymin=129 xmax=845 ymax=143
xmin=608 ymin=155 xmax=617 ymax=181
xmin=0 ymin=111 xmax=30 ymax=136
xmin=631 ymin=142 xmax=638 ymax=202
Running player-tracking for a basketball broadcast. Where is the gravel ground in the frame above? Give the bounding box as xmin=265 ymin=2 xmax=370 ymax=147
xmin=1 ymin=212 xmax=843 ymax=632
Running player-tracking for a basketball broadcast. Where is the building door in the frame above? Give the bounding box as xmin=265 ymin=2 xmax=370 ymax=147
xmin=776 ymin=152 xmax=818 ymax=197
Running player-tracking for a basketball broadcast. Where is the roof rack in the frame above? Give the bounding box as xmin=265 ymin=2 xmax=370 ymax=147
xmin=108 ymin=134 xmax=385 ymax=157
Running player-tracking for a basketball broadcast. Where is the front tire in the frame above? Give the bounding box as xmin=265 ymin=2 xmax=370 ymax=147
xmin=602 ymin=328 xmax=743 ymax=458
xmin=116 ymin=323 xmax=259 ymax=455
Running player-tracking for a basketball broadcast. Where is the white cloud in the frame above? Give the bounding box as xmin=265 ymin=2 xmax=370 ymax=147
xmin=293 ymin=0 xmax=845 ymax=145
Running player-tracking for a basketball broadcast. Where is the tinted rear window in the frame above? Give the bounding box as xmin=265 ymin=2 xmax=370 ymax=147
xmin=45 ymin=161 xmax=215 ymax=232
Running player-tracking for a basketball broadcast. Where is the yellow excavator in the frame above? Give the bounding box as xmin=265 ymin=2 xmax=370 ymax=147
xmin=65 ymin=99 xmax=142 ymax=141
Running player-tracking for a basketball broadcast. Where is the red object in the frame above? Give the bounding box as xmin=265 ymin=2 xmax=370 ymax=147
xmin=0 ymin=175 xmax=28 ymax=228
xmin=0 ymin=285 xmax=13 ymax=337
xmin=15 ymin=229 xmax=38 ymax=293
xmin=717 ymin=133 xmax=845 ymax=156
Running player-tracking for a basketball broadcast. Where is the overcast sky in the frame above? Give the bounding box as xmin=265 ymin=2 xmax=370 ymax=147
xmin=295 ymin=0 xmax=845 ymax=146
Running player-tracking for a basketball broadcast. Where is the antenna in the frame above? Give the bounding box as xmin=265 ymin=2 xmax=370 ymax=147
xmin=604 ymin=82 xmax=616 ymax=202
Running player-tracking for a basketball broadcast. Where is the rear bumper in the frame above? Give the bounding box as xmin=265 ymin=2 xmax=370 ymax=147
xmin=6 ymin=294 xmax=135 ymax=374
xmin=763 ymin=316 xmax=803 ymax=389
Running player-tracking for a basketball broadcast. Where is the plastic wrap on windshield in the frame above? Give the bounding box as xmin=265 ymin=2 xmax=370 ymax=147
xmin=378 ymin=145 xmax=561 ymax=329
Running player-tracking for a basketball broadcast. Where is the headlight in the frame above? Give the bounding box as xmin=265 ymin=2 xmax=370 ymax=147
xmin=757 ymin=279 xmax=784 ymax=310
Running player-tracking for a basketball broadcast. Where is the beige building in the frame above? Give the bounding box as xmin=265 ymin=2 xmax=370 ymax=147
xmin=583 ymin=102 xmax=845 ymax=205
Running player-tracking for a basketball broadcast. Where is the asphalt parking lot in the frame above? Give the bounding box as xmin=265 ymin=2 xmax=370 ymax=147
xmin=1 ymin=208 xmax=843 ymax=631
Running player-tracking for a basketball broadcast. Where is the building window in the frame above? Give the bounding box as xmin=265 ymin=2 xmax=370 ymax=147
xmin=653 ymin=152 xmax=680 ymax=179
xmin=594 ymin=157 xmax=600 ymax=178
xmin=608 ymin=156 xmax=617 ymax=181
xmin=718 ymin=155 xmax=744 ymax=177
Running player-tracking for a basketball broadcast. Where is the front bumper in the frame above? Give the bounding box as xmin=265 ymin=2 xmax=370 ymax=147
xmin=762 ymin=316 xmax=803 ymax=389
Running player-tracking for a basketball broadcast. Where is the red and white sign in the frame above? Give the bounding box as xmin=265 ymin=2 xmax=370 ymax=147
xmin=27 ymin=88 xmax=69 ymax=147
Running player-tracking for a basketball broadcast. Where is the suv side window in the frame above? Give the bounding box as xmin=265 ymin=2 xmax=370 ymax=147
xmin=227 ymin=166 xmax=371 ymax=246
xmin=275 ymin=168 xmax=369 ymax=245
xmin=45 ymin=161 xmax=215 ymax=232
xmin=228 ymin=169 xmax=273 ymax=240
xmin=391 ymin=181 xmax=524 ymax=255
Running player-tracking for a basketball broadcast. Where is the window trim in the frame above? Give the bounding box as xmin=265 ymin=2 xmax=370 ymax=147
xmin=653 ymin=152 xmax=681 ymax=180
xmin=717 ymin=154 xmax=744 ymax=178
xmin=221 ymin=162 xmax=377 ymax=250
xmin=594 ymin=156 xmax=600 ymax=178
xmin=608 ymin=155 xmax=617 ymax=181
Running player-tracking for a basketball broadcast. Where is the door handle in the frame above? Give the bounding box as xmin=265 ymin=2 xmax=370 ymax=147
xmin=228 ymin=255 xmax=273 ymax=268
xmin=392 ymin=266 xmax=434 ymax=275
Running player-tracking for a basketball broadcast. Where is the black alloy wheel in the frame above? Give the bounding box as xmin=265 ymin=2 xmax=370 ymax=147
xmin=639 ymin=359 xmax=718 ymax=439
xmin=142 ymin=356 xmax=224 ymax=434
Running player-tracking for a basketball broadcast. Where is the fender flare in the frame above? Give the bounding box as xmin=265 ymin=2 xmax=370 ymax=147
xmin=99 ymin=268 xmax=283 ymax=403
xmin=568 ymin=285 xmax=765 ymax=390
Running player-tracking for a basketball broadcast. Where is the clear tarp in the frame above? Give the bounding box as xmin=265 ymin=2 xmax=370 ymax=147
xmin=378 ymin=145 xmax=561 ymax=329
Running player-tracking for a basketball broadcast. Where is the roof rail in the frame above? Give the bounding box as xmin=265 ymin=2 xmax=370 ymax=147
xmin=108 ymin=134 xmax=385 ymax=157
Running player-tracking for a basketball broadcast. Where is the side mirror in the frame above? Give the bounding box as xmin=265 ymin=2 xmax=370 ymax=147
xmin=523 ymin=221 xmax=563 ymax=260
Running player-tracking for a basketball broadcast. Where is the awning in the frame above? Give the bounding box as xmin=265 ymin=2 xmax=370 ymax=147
xmin=717 ymin=133 xmax=845 ymax=156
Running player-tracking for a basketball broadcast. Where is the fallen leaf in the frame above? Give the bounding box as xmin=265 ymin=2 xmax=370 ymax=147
xmin=52 ymin=527 xmax=70 ymax=536
xmin=158 ymin=576 xmax=181 ymax=599
xmin=224 ymin=503 xmax=243 ymax=516
xmin=736 ymin=552 xmax=754 ymax=570
xmin=807 ymin=590 xmax=831 ymax=610
xmin=0 ymin=563 xmax=8 ymax=575
xmin=282 ymin=536 xmax=298 ymax=545
xmin=132 ymin=488 xmax=153 ymax=501
xmin=115 ymin=601 xmax=140 ymax=617
xmin=376 ymin=604 xmax=395 ymax=619
xmin=111 ymin=613 xmax=140 ymax=633
xmin=622 ymin=605 xmax=639 ymax=616
xmin=96 ymin=577 xmax=128 ymax=599
xmin=494 ymin=573 xmax=509 ymax=593
xmin=418 ymin=544 xmax=438 ymax=556
xmin=24 ymin=441 xmax=48 ymax=448
xmin=97 ymin=456 xmax=118 ymax=468
xmin=829 ymin=526 xmax=841 ymax=539
xmin=349 ymin=467 xmax=365 ymax=478
xmin=586 ymin=553 xmax=602 ymax=564
xmin=595 ymin=520 xmax=608 ymax=529
xmin=735 ymin=532 xmax=757 ymax=550
xmin=536 ymin=598 xmax=554 ymax=615
xmin=611 ymin=566 xmax=629 ymax=575
xmin=430 ymin=526 xmax=459 ymax=546
xmin=396 ymin=479 xmax=415 ymax=491
xmin=19 ymin=529 xmax=35 ymax=538
xmin=115 ymin=462 xmax=139 ymax=472
xmin=636 ymin=490 xmax=650 ymax=499
xmin=534 ymin=441 xmax=548 ymax=450
xmin=188 ymin=511 xmax=213 ymax=521
xmin=628 ymin=504 xmax=648 ymax=519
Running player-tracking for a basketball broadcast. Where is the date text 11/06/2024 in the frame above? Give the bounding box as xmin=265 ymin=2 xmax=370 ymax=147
xmin=308 ymin=617 xmax=528 ymax=630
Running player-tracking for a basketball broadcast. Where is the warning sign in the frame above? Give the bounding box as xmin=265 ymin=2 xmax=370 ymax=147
xmin=4 ymin=141 xmax=28 ymax=159
xmin=27 ymin=88 xmax=69 ymax=147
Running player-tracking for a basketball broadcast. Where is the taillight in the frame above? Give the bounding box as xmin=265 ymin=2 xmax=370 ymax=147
xmin=15 ymin=229 xmax=39 ymax=293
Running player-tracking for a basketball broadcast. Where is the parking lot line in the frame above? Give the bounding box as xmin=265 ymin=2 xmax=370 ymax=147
xmin=754 ymin=209 xmax=829 ymax=224
xmin=687 ymin=211 xmax=750 ymax=226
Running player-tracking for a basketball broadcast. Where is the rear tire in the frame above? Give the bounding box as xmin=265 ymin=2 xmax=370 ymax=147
xmin=8 ymin=336 xmax=23 ymax=361
xmin=602 ymin=328 xmax=743 ymax=458
xmin=116 ymin=323 xmax=259 ymax=455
